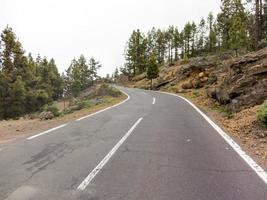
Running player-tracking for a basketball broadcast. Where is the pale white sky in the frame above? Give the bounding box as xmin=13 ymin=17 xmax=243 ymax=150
xmin=0 ymin=0 xmax=220 ymax=76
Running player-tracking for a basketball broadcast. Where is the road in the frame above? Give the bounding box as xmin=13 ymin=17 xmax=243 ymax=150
xmin=0 ymin=87 xmax=266 ymax=200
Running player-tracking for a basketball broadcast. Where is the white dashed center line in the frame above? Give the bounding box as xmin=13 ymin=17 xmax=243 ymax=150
xmin=152 ymin=97 xmax=156 ymax=105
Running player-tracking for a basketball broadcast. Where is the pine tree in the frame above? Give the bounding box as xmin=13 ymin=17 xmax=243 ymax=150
xmin=197 ymin=18 xmax=206 ymax=52
xmin=207 ymin=12 xmax=216 ymax=52
xmin=113 ymin=67 xmax=119 ymax=82
xmin=155 ymin=29 xmax=166 ymax=64
xmin=66 ymin=58 xmax=83 ymax=97
xmin=0 ymin=27 xmax=17 ymax=75
xmin=229 ymin=15 xmax=248 ymax=56
xmin=183 ymin=22 xmax=192 ymax=56
xmin=191 ymin=22 xmax=197 ymax=56
xmin=0 ymin=27 xmax=28 ymax=118
xmin=65 ymin=55 xmax=101 ymax=96
xmin=88 ymin=57 xmax=101 ymax=85
xmin=255 ymin=0 xmax=261 ymax=48
xmin=217 ymin=0 xmax=248 ymax=50
xmin=147 ymin=54 xmax=159 ymax=89
xmin=9 ymin=76 xmax=26 ymax=118
xmin=0 ymin=71 xmax=10 ymax=119
xmin=166 ymin=26 xmax=175 ymax=62
xmin=179 ymin=31 xmax=185 ymax=58
xmin=173 ymin=27 xmax=180 ymax=61
xmin=125 ymin=29 xmax=147 ymax=76
xmin=147 ymin=27 xmax=157 ymax=55
xmin=120 ymin=64 xmax=132 ymax=80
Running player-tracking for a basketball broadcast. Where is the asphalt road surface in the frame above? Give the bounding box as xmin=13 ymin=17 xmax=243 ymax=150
xmin=0 ymin=87 xmax=266 ymax=200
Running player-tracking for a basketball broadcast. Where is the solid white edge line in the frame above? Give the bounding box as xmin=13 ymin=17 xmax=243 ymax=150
xmin=157 ymin=91 xmax=267 ymax=184
xmin=27 ymin=124 xmax=67 ymax=140
xmin=75 ymin=89 xmax=130 ymax=121
xmin=77 ymin=117 xmax=143 ymax=191
xmin=152 ymin=97 xmax=156 ymax=105
xmin=26 ymin=88 xmax=129 ymax=140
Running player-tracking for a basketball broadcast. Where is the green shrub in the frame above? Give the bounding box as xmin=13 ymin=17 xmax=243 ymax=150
xmin=181 ymin=54 xmax=189 ymax=65
xmin=77 ymin=100 xmax=91 ymax=109
xmin=62 ymin=108 xmax=73 ymax=115
xmin=26 ymin=89 xmax=50 ymax=112
xmin=96 ymin=84 xmax=121 ymax=97
xmin=42 ymin=104 xmax=61 ymax=117
xmin=63 ymin=100 xmax=92 ymax=114
xmin=69 ymin=98 xmax=78 ymax=106
xmin=219 ymin=107 xmax=234 ymax=119
xmin=257 ymin=100 xmax=267 ymax=124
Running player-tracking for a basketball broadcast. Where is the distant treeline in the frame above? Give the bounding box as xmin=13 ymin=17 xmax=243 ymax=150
xmin=0 ymin=27 xmax=101 ymax=119
xmin=120 ymin=0 xmax=267 ymax=79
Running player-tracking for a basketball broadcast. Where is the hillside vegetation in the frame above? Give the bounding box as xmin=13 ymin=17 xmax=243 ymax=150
xmin=117 ymin=0 xmax=267 ymax=81
xmin=0 ymin=84 xmax=126 ymax=142
xmin=0 ymin=27 xmax=102 ymax=120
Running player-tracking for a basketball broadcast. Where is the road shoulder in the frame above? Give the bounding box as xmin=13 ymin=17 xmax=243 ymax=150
xmin=159 ymin=88 xmax=267 ymax=171
xmin=0 ymin=94 xmax=127 ymax=144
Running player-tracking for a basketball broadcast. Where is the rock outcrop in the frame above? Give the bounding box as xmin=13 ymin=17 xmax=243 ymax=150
xmin=207 ymin=48 xmax=267 ymax=111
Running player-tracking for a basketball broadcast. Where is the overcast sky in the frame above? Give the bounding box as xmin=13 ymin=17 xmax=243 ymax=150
xmin=0 ymin=0 xmax=220 ymax=76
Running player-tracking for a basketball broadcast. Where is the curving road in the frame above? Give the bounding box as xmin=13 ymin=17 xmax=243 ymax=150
xmin=0 ymin=87 xmax=266 ymax=200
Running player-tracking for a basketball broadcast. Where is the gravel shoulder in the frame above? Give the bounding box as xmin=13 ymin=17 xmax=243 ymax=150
xmin=0 ymin=95 xmax=127 ymax=144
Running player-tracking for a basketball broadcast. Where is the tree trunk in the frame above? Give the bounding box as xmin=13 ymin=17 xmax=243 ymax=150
xmin=260 ymin=0 xmax=263 ymax=40
xmin=192 ymin=33 xmax=195 ymax=56
xmin=150 ymin=79 xmax=153 ymax=90
xmin=175 ymin=47 xmax=178 ymax=61
xmin=187 ymin=38 xmax=190 ymax=56
xmin=256 ymin=0 xmax=260 ymax=49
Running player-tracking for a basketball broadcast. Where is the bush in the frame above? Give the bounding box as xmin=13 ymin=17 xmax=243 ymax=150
xmin=219 ymin=107 xmax=234 ymax=119
xmin=181 ymin=54 xmax=189 ymax=65
xmin=257 ymin=100 xmax=267 ymax=124
xmin=95 ymin=84 xmax=121 ymax=97
xmin=42 ymin=104 xmax=61 ymax=117
xmin=62 ymin=100 xmax=92 ymax=115
xmin=26 ymin=89 xmax=50 ymax=112
xmin=62 ymin=108 xmax=73 ymax=115
xmin=77 ymin=100 xmax=91 ymax=109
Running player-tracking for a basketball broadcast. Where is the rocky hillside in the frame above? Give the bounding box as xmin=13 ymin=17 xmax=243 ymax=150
xmin=133 ymin=48 xmax=267 ymax=113
xmin=207 ymin=49 xmax=267 ymax=112
xmin=130 ymin=49 xmax=267 ymax=167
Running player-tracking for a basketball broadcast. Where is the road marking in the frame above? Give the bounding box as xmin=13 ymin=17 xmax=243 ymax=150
xmin=76 ymin=89 xmax=130 ymax=121
xmin=77 ymin=117 xmax=143 ymax=191
xmin=152 ymin=97 xmax=156 ymax=105
xmin=27 ymin=124 xmax=67 ymax=140
xmin=26 ymin=88 xmax=129 ymax=141
xmin=158 ymin=91 xmax=267 ymax=184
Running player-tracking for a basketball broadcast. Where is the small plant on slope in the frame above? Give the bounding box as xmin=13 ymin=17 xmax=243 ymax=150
xmin=257 ymin=100 xmax=267 ymax=125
